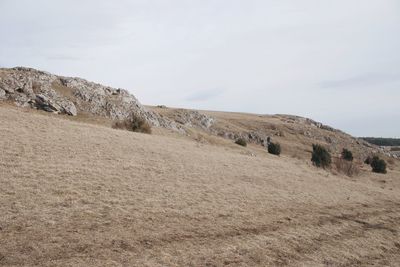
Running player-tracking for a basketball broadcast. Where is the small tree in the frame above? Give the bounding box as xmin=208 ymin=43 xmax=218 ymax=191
xmin=370 ymin=156 xmax=387 ymax=174
xmin=235 ymin=138 xmax=247 ymax=147
xmin=311 ymin=144 xmax=331 ymax=168
xmin=268 ymin=142 xmax=281 ymax=156
xmin=341 ymin=148 xmax=353 ymax=161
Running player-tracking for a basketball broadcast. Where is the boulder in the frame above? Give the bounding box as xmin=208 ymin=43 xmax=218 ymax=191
xmin=35 ymin=94 xmax=60 ymax=113
xmin=32 ymin=94 xmax=75 ymax=115
xmin=57 ymin=98 xmax=77 ymax=116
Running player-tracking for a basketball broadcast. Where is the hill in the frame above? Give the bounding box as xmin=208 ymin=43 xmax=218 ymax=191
xmin=1 ymin=68 xmax=400 ymax=266
xmin=1 ymin=104 xmax=400 ymax=266
xmin=1 ymin=67 xmax=396 ymax=160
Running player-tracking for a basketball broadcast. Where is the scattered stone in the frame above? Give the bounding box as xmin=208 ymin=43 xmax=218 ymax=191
xmin=0 ymin=88 xmax=6 ymax=99
xmin=13 ymin=93 xmax=31 ymax=107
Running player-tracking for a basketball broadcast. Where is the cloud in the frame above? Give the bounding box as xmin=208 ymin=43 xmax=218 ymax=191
xmin=319 ymin=72 xmax=400 ymax=89
xmin=185 ymin=88 xmax=224 ymax=102
xmin=1 ymin=0 xmax=399 ymax=136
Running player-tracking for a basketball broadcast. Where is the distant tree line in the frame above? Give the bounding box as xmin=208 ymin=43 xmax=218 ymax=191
xmin=361 ymin=137 xmax=400 ymax=147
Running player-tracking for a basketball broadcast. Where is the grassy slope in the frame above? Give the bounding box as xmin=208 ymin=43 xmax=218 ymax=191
xmin=1 ymin=105 xmax=400 ymax=266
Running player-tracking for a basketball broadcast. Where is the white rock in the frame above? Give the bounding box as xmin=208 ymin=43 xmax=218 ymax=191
xmin=0 ymin=67 xmax=181 ymax=131
xmin=0 ymin=88 xmax=6 ymax=99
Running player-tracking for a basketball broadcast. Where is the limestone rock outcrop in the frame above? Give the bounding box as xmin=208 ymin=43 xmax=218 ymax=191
xmin=0 ymin=67 xmax=180 ymax=131
xmin=171 ymin=109 xmax=215 ymax=130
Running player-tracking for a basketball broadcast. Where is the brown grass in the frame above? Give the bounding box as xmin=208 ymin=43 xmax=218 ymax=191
xmin=387 ymin=158 xmax=397 ymax=171
xmin=51 ymin=81 xmax=75 ymax=100
xmin=334 ymin=158 xmax=361 ymax=177
xmin=387 ymin=158 xmax=395 ymax=166
xmin=0 ymin=69 xmax=9 ymax=78
xmin=1 ymin=105 xmax=400 ymax=266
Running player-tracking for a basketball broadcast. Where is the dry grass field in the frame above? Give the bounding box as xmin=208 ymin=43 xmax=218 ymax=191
xmin=1 ymin=105 xmax=400 ymax=266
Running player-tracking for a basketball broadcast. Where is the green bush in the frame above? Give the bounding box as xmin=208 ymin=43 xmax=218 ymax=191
xmin=370 ymin=156 xmax=387 ymax=174
xmin=235 ymin=138 xmax=247 ymax=147
xmin=268 ymin=142 xmax=281 ymax=156
xmin=341 ymin=148 xmax=353 ymax=161
xmin=311 ymin=144 xmax=331 ymax=168
xmin=112 ymin=114 xmax=152 ymax=134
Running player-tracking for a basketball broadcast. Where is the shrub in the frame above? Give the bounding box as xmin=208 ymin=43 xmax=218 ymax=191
xmin=235 ymin=138 xmax=247 ymax=147
xmin=364 ymin=156 xmax=372 ymax=165
xmin=311 ymin=144 xmax=331 ymax=168
xmin=112 ymin=115 xmax=152 ymax=134
xmin=268 ymin=142 xmax=281 ymax=156
xmin=334 ymin=158 xmax=359 ymax=177
xmin=370 ymin=156 xmax=387 ymax=174
xmin=341 ymin=148 xmax=353 ymax=161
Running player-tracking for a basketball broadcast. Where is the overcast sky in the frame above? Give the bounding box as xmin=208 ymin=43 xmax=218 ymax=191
xmin=1 ymin=0 xmax=399 ymax=137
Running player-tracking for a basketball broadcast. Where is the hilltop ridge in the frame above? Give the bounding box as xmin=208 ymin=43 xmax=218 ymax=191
xmin=0 ymin=67 xmax=394 ymax=160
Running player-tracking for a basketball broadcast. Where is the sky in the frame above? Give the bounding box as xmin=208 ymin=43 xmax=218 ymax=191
xmin=0 ymin=0 xmax=399 ymax=137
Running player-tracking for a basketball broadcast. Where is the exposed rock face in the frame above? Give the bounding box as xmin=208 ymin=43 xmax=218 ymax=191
xmin=35 ymin=94 xmax=78 ymax=116
xmin=216 ymin=130 xmax=271 ymax=147
xmin=172 ymin=109 xmax=215 ymax=130
xmin=0 ymin=67 xmax=181 ymax=131
xmin=278 ymin=115 xmax=340 ymax=133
